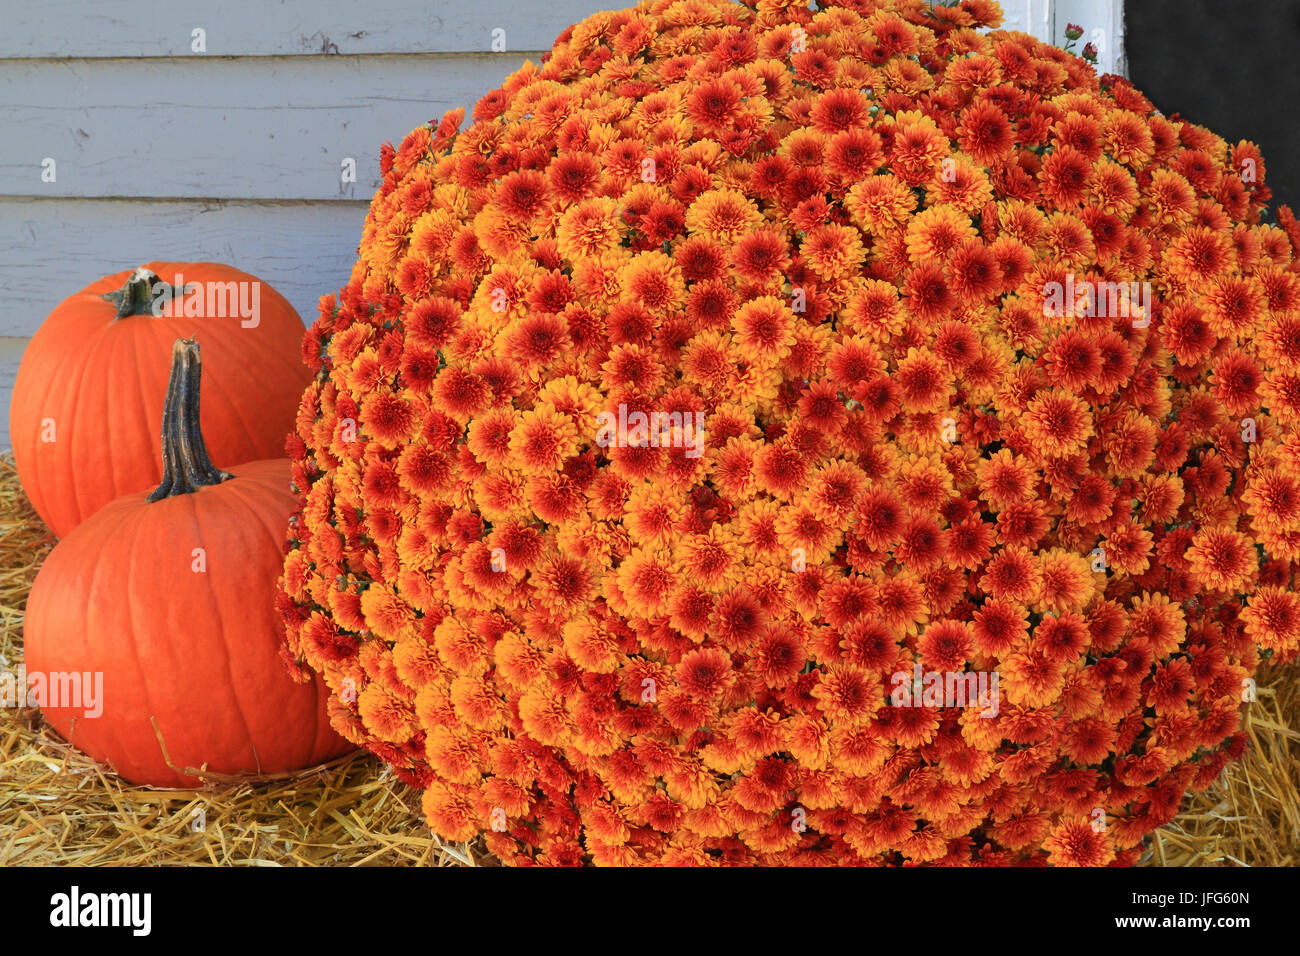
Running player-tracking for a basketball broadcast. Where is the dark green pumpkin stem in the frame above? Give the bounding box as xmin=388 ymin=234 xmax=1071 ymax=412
xmin=103 ymin=267 xmax=185 ymax=319
xmin=147 ymin=338 xmax=235 ymax=502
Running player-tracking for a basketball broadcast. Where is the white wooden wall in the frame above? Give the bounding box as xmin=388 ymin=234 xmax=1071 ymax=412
xmin=0 ymin=0 xmax=1123 ymax=450
xmin=1001 ymin=0 xmax=1125 ymax=75
xmin=0 ymin=0 xmax=613 ymax=450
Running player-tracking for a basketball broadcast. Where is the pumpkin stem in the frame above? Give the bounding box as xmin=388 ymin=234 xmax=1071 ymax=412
xmin=103 ymin=267 xmax=185 ymax=319
xmin=147 ymin=338 xmax=235 ymax=502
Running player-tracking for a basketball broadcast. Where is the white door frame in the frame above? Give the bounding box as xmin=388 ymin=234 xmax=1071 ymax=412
xmin=998 ymin=0 xmax=1127 ymax=77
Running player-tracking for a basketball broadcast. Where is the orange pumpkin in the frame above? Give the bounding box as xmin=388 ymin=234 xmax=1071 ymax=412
xmin=25 ymin=338 xmax=349 ymax=787
xmin=10 ymin=262 xmax=311 ymax=538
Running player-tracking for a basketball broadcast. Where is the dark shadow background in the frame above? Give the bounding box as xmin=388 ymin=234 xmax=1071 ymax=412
xmin=1126 ymin=0 xmax=1300 ymax=214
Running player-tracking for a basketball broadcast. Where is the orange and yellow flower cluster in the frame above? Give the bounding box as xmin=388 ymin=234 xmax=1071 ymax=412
xmin=277 ymin=0 xmax=1300 ymax=865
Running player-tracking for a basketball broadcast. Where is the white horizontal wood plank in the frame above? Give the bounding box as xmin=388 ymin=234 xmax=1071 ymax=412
xmin=1 ymin=54 xmax=531 ymax=200
xmin=0 ymin=338 xmax=23 ymax=451
xmin=0 ymin=197 xmax=368 ymax=338
xmin=997 ymin=0 xmax=1056 ymax=42
xmin=1054 ymin=0 xmax=1126 ymax=76
xmin=0 ymin=0 xmax=606 ymax=58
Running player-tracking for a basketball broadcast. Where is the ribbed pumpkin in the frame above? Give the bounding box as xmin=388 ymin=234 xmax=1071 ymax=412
xmin=25 ymin=338 xmax=349 ymax=787
xmin=10 ymin=262 xmax=311 ymax=538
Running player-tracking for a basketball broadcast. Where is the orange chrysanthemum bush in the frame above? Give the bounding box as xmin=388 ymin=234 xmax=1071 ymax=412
xmin=278 ymin=0 xmax=1300 ymax=866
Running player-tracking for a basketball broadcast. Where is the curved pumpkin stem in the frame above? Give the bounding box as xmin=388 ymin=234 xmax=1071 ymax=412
xmin=103 ymin=266 xmax=185 ymax=319
xmin=148 ymin=338 xmax=235 ymax=502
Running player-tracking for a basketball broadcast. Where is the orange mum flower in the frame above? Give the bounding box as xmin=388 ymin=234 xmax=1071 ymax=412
xmin=826 ymin=128 xmax=884 ymax=181
xmin=894 ymin=348 xmax=953 ymax=413
xmin=981 ymin=544 xmax=1042 ymax=604
xmin=813 ymin=664 xmax=883 ymax=726
xmin=685 ymin=188 xmax=763 ymax=243
xmin=1042 ymin=819 xmax=1116 ymax=867
xmin=1186 ymin=528 xmax=1257 ymax=593
xmin=731 ymin=297 xmax=796 ymax=364
xmin=1144 ymin=169 xmax=1196 ymax=226
xmin=1242 ymin=586 xmax=1300 ymax=654
xmin=1101 ymin=522 xmax=1154 ymax=576
xmin=557 ymin=197 xmax=625 ymax=259
xmin=901 ymin=263 xmax=954 ymax=323
xmin=1038 ymin=146 xmax=1091 ymax=209
xmin=1165 ymin=226 xmax=1232 ymax=284
xmin=1037 ymin=550 xmax=1094 ymax=614
xmin=730 ymin=227 xmax=790 ymax=283
xmin=1101 ymin=110 xmax=1155 ymax=169
xmin=845 ymin=174 xmax=917 ymax=234
xmin=1022 ymin=389 xmax=1093 ymax=458
xmin=622 ymin=250 xmax=686 ymax=312
xmin=1203 ymin=275 xmax=1264 ymax=339
xmin=803 ymin=225 xmax=866 ymax=280
xmin=978 ymin=448 xmax=1037 ymax=509
xmin=677 ymin=525 xmax=742 ymax=591
xmin=958 ymin=101 xmax=1014 ymax=165
xmin=508 ymin=404 xmax=579 ymax=474
xmin=972 ymin=599 xmax=1029 ymax=656
xmin=905 ymin=205 xmax=977 ymax=265
xmin=888 ymin=111 xmax=948 ymax=186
